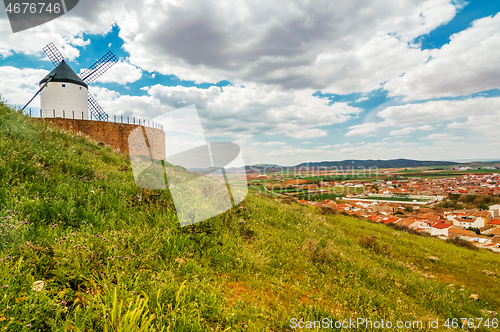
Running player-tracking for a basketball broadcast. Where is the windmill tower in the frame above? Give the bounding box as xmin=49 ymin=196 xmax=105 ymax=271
xmin=39 ymin=60 xmax=89 ymax=119
xmin=23 ymin=42 xmax=118 ymax=121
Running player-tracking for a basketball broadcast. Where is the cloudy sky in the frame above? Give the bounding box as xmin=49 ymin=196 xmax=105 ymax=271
xmin=1 ymin=0 xmax=499 ymax=166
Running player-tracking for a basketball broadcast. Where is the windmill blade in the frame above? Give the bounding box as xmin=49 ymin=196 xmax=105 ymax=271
xmin=88 ymin=92 xmax=109 ymax=121
xmin=80 ymin=51 xmax=118 ymax=84
xmin=21 ymin=75 xmax=55 ymax=111
xmin=42 ymin=42 xmax=65 ymax=66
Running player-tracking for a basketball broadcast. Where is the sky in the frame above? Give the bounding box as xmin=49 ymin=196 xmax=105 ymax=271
xmin=0 ymin=0 xmax=500 ymax=166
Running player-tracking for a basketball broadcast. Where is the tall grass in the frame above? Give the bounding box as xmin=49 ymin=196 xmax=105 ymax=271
xmin=1 ymin=101 xmax=500 ymax=331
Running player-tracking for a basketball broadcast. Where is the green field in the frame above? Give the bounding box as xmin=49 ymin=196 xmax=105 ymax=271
xmin=1 ymin=101 xmax=500 ymax=331
xmin=395 ymin=169 xmax=500 ymax=178
xmin=354 ymin=196 xmax=430 ymax=202
xmin=301 ymin=173 xmax=384 ymax=181
xmin=297 ymin=193 xmax=344 ymax=201
xmin=268 ymin=186 xmax=363 ymax=197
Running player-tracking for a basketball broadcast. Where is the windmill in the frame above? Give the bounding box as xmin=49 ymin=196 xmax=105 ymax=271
xmin=22 ymin=42 xmax=118 ymax=121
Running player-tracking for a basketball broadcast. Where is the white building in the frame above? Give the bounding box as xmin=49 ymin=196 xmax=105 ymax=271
xmin=40 ymin=61 xmax=88 ymax=120
xmin=489 ymin=205 xmax=500 ymax=219
xmin=426 ymin=222 xmax=452 ymax=238
xmin=452 ymin=216 xmax=485 ymax=229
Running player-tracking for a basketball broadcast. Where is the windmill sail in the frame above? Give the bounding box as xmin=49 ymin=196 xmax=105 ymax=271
xmin=80 ymin=51 xmax=118 ymax=84
xmin=42 ymin=42 xmax=65 ymax=66
xmin=88 ymin=93 xmax=109 ymax=121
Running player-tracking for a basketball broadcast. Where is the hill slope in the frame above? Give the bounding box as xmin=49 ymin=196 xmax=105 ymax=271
xmin=247 ymin=159 xmax=459 ymax=173
xmin=0 ymin=101 xmax=500 ymax=331
xmin=294 ymin=158 xmax=458 ymax=168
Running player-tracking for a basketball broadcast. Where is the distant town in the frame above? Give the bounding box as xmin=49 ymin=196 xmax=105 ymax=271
xmin=247 ymin=162 xmax=500 ymax=252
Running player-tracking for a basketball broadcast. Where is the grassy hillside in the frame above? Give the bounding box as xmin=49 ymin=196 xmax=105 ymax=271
xmin=1 ymin=101 xmax=500 ymax=331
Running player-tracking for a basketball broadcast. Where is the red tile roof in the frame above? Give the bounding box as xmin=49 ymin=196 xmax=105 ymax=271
xmin=431 ymin=222 xmax=452 ymax=229
xmin=448 ymin=228 xmax=475 ymax=236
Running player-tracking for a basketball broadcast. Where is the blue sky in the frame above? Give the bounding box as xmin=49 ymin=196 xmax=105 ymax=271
xmin=1 ymin=0 xmax=500 ymax=165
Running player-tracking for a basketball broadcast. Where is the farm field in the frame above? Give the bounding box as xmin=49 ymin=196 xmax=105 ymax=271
xmin=354 ymin=196 xmax=430 ymax=203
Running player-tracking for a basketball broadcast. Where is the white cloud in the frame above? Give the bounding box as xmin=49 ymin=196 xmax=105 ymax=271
xmin=417 ymin=124 xmax=434 ymax=130
xmin=446 ymin=111 xmax=500 ymax=139
xmin=421 ymin=133 xmax=462 ymax=140
xmin=0 ymin=0 xmax=489 ymax=101
xmin=92 ymin=84 xmax=363 ymax=138
xmin=71 ymin=38 xmax=90 ymax=47
xmin=0 ymin=66 xmax=49 ymax=106
xmin=90 ymin=86 xmax=162 ymax=119
xmin=0 ymin=0 xmax=477 ymax=102
xmin=384 ymin=13 xmax=500 ymax=100
xmin=251 ymin=141 xmax=286 ymax=146
xmin=447 ymin=122 xmax=466 ymax=129
xmin=347 ymin=96 xmax=500 ymax=141
xmin=110 ymin=0 xmax=459 ymax=93
xmin=91 ymin=61 xmax=143 ymax=85
xmin=345 ymin=122 xmax=386 ymax=136
xmin=0 ymin=0 xmax=118 ymax=59
xmin=377 ymin=97 xmax=500 ymax=126
xmin=286 ymin=128 xmax=328 ymax=139
xmin=389 ymin=127 xmax=416 ymax=136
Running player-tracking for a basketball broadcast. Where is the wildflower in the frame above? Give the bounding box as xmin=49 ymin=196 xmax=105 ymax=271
xmin=2 ymin=285 xmax=8 ymax=289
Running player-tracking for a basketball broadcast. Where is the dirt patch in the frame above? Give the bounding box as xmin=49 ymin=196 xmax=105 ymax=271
xmin=225 ymin=281 xmax=250 ymax=307
xmin=222 ymin=278 xmax=328 ymax=310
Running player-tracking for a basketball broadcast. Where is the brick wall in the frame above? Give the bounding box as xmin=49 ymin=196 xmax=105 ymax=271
xmin=39 ymin=118 xmax=165 ymax=159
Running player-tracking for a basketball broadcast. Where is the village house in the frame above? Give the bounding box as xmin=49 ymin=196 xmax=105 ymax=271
xmin=451 ymin=215 xmax=484 ymax=228
xmin=489 ymin=219 xmax=500 ymax=228
xmin=425 ymin=222 xmax=453 ymax=238
xmin=448 ymin=226 xmax=476 ymax=238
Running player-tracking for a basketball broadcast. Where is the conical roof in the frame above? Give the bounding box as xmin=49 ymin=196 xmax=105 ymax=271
xmin=39 ymin=61 xmax=88 ymax=88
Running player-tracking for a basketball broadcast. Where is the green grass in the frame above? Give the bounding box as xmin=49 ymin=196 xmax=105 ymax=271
xmin=1 ymin=101 xmax=500 ymax=331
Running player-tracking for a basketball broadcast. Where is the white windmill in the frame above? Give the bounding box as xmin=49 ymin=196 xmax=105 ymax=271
xmin=23 ymin=42 xmax=118 ymax=121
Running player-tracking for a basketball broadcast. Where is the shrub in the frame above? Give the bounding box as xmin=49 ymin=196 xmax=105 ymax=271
xmin=303 ymin=238 xmax=332 ymax=264
xmin=358 ymin=235 xmax=391 ymax=255
xmin=446 ymin=237 xmax=478 ymax=250
xmin=319 ymin=206 xmax=338 ymax=215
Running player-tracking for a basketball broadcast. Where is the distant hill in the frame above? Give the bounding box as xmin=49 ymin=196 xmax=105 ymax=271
xmin=293 ymin=158 xmax=459 ymax=169
xmin=246 ymin=158 xmax=459 ymax=172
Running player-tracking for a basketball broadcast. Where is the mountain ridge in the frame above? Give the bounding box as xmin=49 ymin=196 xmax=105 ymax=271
xmin=245 ymin=158 xmax=462 ymax=171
